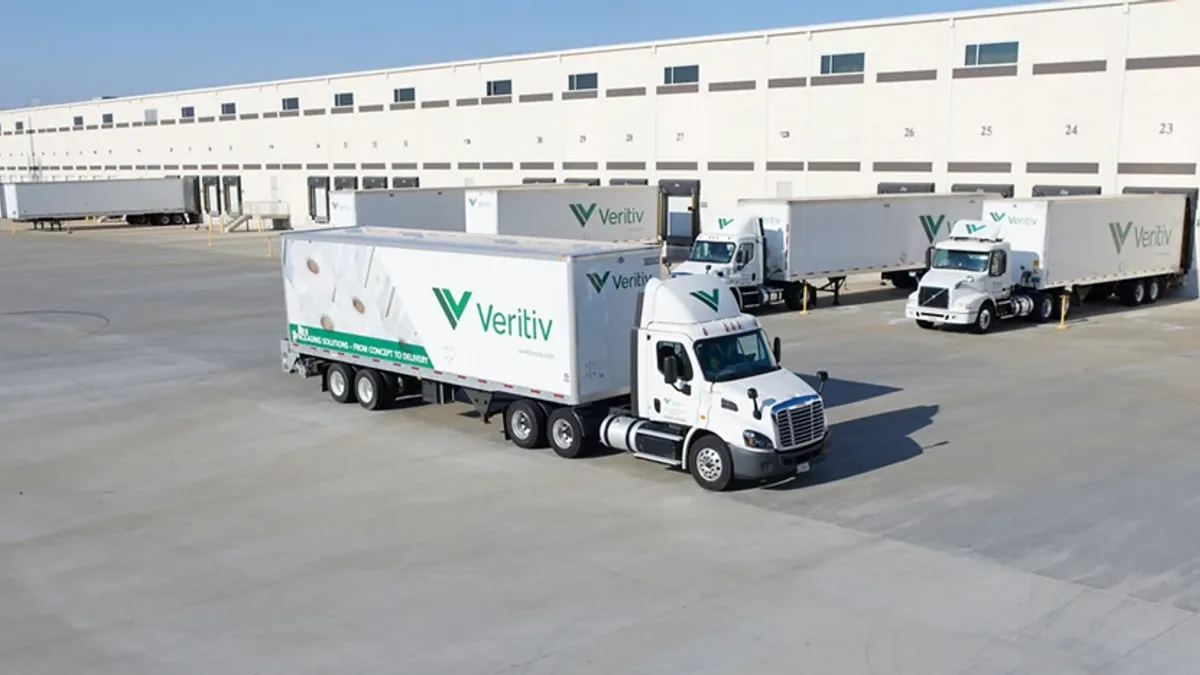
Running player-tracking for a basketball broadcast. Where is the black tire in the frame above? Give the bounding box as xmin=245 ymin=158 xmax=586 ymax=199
xmin=783 ymin=282 xmax=814 ymax=311
xmin=890 ymin=274 xmax=917 ymax=290
xmin=170 ymin=214 xmax=185 ymax=225
xmin=916 ymin=319 xmax=935 ymax=330
xmin=687 ymin=435 xmax=735 ymax=492
xmin=354 ymin=368 xmax=388 ymax=411
xmin=156 ymin=213 xmax=172 ymax=226
xmin=326 ymin=363 xmax=356 ymax=404
xmin=1120 ymin=279 xmax=1146 ymax=306
xmin=1146 ymin=277 xmax=1162 ymax=304
xmin=971 ymin=302 xmax=996 ymax=334
xmin=547 ymin=407 xmax=588 ymax=459
xmin=505 ymin=399 xmax=547 ymax=449
xmin=1033 ymin=292 xmax=1056 ymax=323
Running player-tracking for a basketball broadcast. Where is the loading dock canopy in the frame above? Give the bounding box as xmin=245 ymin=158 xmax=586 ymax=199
xmin=952 ymin=183 xmax=1014 ymax=198
xmin=878 ymin=182 xmax=935 ymax=194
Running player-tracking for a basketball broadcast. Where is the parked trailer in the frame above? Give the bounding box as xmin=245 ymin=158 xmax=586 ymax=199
xmin=279 ymin=226 xmax=832 ymax=491
xmin=1 ymin=177 xmax=202 ymax=230
xmin=326 ymin=183 xmax=700 ymax=253
xmin=672 ymin=193 xmax=997 ymax=311
xmin=906 ymin=193 xmax=1191 ymax=333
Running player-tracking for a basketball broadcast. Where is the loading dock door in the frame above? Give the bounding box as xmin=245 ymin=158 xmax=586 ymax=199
xmin=222 ymin=176 xmax=243 ymax=216
xmin=308 ymin=176 xmax=331 ymax=223
xmin=878 ymin=182 xmax=935 ymax=194
xmin=362 ymin=176 xmax=387 ymax=190
xmin=391 ymin=176 xmax=419 ymax=189
xmin=1031 ymin=184 xmax=1101 ymax=197
xmin=333 ymin=176 xmax=358 ymax=191
xmin=610 ymin=178 xmax=648 ymax=186
xmin=522 ymin=177 xmax=556 ymax=184
xmin=202 ymin=176 xmax=222 ymax=216
xmin=1123 ymin=186 xmax=1199 ymax=273
xmin=659 ymin=178 xmax=701 ymax=245
xmin=565 ymin=178 xmax=601 ymax=186
xmin=952 ymin=183 xmax=1014 ymax=198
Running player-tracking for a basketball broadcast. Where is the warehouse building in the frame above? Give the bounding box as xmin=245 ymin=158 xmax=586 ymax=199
xmin=1 ymin=0 xmax=1197 ymax=230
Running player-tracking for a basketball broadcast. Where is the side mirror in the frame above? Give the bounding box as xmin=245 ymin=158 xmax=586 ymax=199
xmin=772 ymin=336 xmax=782 ymax=364
xmin=817 ymin=370 xmax=829 ymax=394
xmin=663 ymin=355 xmax=678 ymax=384
xmin=924 ymin=246 xmax=935 ymax=268
xmin=747 ymin=387 xmax=762 ymax=419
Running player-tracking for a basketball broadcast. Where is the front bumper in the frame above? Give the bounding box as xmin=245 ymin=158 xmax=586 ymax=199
xmin=905 ymin=303 xmax=973 ymax=325
xmin=730 ymin=431 xmax=830 ymax=480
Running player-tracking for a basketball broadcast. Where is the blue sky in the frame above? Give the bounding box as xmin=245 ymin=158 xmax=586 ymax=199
xmin=3 ymin=0 xmax=1026 ymax=109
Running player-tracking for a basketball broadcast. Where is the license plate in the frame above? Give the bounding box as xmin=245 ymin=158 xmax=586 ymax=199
xmin=795 ymin=462 xmax=810 ymax=474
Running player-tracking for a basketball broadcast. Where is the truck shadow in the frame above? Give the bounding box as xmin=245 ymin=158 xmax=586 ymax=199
xmin=752 ymin=284 xmax=912 ymax=316
xmin=757 ymin=403 xmax=940 ymax=491
xmin=991 ymin=295 xmax=1194 ymax=332
xmin=795 ymin=374 xmax=901 ymax=409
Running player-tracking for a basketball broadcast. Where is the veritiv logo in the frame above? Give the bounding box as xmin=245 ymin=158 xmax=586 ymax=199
xmin=918 ymin=214 xmax=947 ymax=242
xmin=585 ymin=270 xmax=653 ymax=293
xmin=966 ymin=223 xmax=986 ymax=234
xmin=432 ymin=287 xmax=553 ymax=341
xmin=989 ymin=211 xmax=1006 ymax=222
xmin=690 ymin=288 xmax=721 ymax=311
xmin=1108 ymin=221 xmax=1173 ymax=254
xmin=718 ymin=217 xmax=734 ymax=229
xmin=568 ymin=202 xmax=646 ymax=228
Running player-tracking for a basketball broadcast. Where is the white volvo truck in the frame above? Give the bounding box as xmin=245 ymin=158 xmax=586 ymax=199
xmin=906 ymin=193 xmax=1190 ymax=333
xmin=278 ymin=226 xmax=831 ymax=491
xmin=670 ymin=193 xmax=995 ymax=311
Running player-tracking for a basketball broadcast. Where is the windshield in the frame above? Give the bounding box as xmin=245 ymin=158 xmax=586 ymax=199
xmin=689 ymin=240 xmax=735 ymax=264
xmin=694 ymin=330 xmax=780 ymax=383
xmin=931 ymin=248 xmax=990 ymax=273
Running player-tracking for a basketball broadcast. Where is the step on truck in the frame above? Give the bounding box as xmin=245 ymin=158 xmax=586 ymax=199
xmin=906 ymin=193 xmax=1191 ymax=333
xmin=670 ymin=193 xmax=996 ymax=311
xmin=279 ymin=226 xmax=832 ymax=491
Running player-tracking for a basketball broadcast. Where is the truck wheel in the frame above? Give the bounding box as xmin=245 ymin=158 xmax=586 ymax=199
xmin=505 ymin=399 xmax=547 ymax=450
xmin=971 ymin=302 xmax=996 ymax=334
xmin=916 ymin=320 xmax=935 ymax=330
xmin=783 ymin=283 xmax=814 ymax=311
xmin=354 ymin=368 xmax=388 ymax=411
xmin=156 ymin=214 xmax=172 ymax=226
xmin=1033 ymin=293 xmax=1056 ymax=323
xmin=547 ymin=408 xmax=588 ymax=459
xmin=1120 ymin=279 xmax=1146 ymax=306
xmin=326 ymin=363 xmax=356 ymax=404
xmin=687 ymin=435 xmax=734 ymax=492
xmin=1147 ymin=277 xmax=1162 ymax=303
xmin=171 ymin=214 xmax=185 ymax=225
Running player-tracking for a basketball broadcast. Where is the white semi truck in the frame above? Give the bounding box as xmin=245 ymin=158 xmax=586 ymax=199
xmin=906 ymin=194 xmax=1191 ymax=333
xmin=671 ymin=193 xmax=995 ymax=311
xmin=278 ymin=226 xmax=831 ymax=491
xmin=328 ymin=184 xmax=674 ymax=245
xmin=0 ymin=177 xmax=202 ymax=229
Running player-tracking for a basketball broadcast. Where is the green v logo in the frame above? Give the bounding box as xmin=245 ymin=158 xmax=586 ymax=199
xmin=718 ymin=217 xmax=734 ymax=229
xmin=432 ymin=287 xmax=472 ymax=329
xmin=989 ymin=212 xmax=1005 ymax=222
xmin=1108 ymin=221 xmax=1133 ymax=253
xmin=966 ymin=223 xmax=985 ymax=234
xmin=569 ymin=203 xmax=597 ymax=227
xmin=690 ymin=289 xmax=721 ymax=311
xmin=468 ymin=197 xmax=478 ymax=207
xmin=918 ymin=214 xmax=946 ymax=242
xmin=586 ymin=271 xmax=610 ymax=293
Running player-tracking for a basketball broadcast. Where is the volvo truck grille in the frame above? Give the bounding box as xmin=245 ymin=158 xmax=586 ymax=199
xmin=773 ymin=400 xmax=826 ymax=449
xmin=918 ymin=286 xmax=950 ymax=309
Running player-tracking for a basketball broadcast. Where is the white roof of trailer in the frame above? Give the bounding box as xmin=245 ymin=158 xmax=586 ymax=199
xmin=282 ymin=226 xmax=660 ymax=261
xmin=738 ymin=192 xmax=1001 ymax=205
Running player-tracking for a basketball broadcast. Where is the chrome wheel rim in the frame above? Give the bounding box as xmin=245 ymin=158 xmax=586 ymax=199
xmin=552 ymin=418 xmax=574 ymax=449
xmin=696 ymin=447 xmax=723 ymax=483
xmin=356 ymin=376 xmax=374 ymax=403
xmin=511 ymin=409 xmax=532 ymax=440
xmin=329 ymin=370 xmax=346 ymax=397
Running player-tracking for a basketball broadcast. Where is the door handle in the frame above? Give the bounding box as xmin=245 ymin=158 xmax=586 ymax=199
xmin=654 ymin=398 xmax=661 ymax=413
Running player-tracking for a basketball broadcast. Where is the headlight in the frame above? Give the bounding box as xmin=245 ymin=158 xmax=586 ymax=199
xmin=742 ymin=430 xmax=774 ymax=449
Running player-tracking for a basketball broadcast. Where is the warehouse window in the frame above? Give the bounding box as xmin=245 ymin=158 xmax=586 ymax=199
xmin=281 ymin=97 xmax=300 ymax=111
xmin=180 ymin=106 xmax=195 ymax=119
xmin=663 ymin=65 xmax=700 ymax=85
xmin=965 ymin=41 xmax=1019 ymax=66
xmin=819 ymin=52 xmax=865 ymax=75
xmin=144 ymin=109 xmax=158 ymax=123
xmin=221 ymin=102 xmax=236 ymax=115
xmin=393 ymin=87 xmax=416 ymax=103
xmin=333 ymin=92 xmax=354 ymax=108
xmin=14 ymin=121 xmax=23 ymax=131
xmin=486 ymin=79 xmax=512 ymax=97
xmin=73 ymin=116 xmax=83 ymax=127
xmin=102 ymin=113 xmax=113 ymax=124
xmin=568 ymin=72 xmax=599 ymax=91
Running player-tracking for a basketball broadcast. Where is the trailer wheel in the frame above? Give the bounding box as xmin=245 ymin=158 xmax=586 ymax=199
xmin=171 ymin=214 xmax=185 ymax=225
xmin=547 ymin=408 xmax=588 ymax=459
xmin=1033 ymin=293 xmax=1056 ymax=323
xmin=156 ymin=214 xmax=172 ymax=226
xmin=505 ymin=399 xmax=547 ymax=450
xmin=326 ymin=363 xmax=356 ymax=404
xmin=971 ymin=302 xmax=996 ymax=334
xmin=783 ymin=282 xmax=814 ymax=311
xmin=1146 ymin=277 xmax=1162 ymax=304
xmin=687 ymin=435 xmax=734 ymax=492
xmin=354 ymin=368 xmax=389 ymax=411
xmin=1120 ymin=279 xmax=1146 ymax=307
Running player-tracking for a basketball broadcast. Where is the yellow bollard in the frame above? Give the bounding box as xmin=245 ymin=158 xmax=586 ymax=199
xmin=207 ymin=217 xmax=213 ymax=248
xmin=10 ymin=220 xmax=15 ymax=235
xmin=1057 ymin=294 xmax=1068 ymax=330
xmin=266 ymin=233 xmax=273 ymax=258
xmin=800 ymin=284 xmax=809 ymax=315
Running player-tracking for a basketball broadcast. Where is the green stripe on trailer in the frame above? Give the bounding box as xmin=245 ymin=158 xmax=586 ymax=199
xmin=288 ymin=323 xmax=434 ymax=369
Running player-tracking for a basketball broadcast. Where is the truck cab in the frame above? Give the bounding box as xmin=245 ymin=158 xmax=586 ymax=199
xmin=906 ymin=219 xmax=1054 ymax=333
xmin=670 ymin=213 xmax=771 ymax=308
xmin=599 ymin=273 xmax=830 ymax=490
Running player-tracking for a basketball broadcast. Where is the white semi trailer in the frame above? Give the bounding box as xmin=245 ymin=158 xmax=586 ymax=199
xmin=1 ymin=177 xmax=202 ymax=229
xmin=906 ymin=194 xmax=1191 ymax=333
xmin=671 ymin=193 xmax=996 ymax=311
xmin=278 ymin=227 xmax=832 ymax=491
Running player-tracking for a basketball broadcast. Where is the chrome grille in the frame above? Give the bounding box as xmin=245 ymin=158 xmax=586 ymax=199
xmin=918 ymin=286 xmax=950 ymax=309
xmin=773 ymin=399 xmax=826 ymax=449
